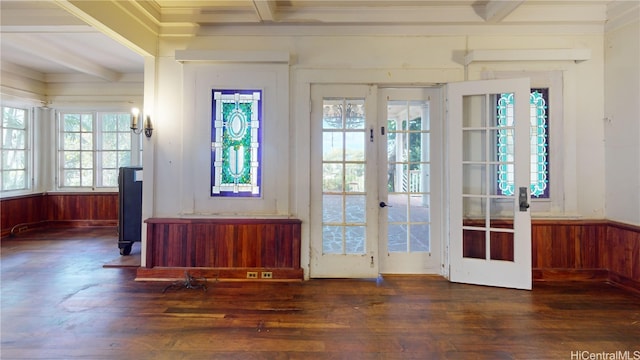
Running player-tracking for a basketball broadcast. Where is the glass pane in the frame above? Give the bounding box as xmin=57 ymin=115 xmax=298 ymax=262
xmin=409 ymin=164 xmax=428 ymax=193
xmin=64 ymin=170 xmax=80 ymax=186
xmin=102 ymin=116 xmax=117 ymax=131
xmin=463 ymin=229 xmax=486 ymax=259
xmin=345 ymin=195 xmax=365 ymax=223
xmin=387 ymin=193 xmax=408 ymax=222
xmin=322 ymin=163 xmax=343 ymax=192
xmin=322 ymin=132 xmax=343 ymax=161
xmin=388 ymin=224 xmax=407 ymax=252
xmin=463 ymin=163 xmax=486 ymax=195
xmin=344 ymin=163 xmax=364 ymax=193
xmin=118 ymin=133 xmax=131 ymax=150
xmin=462 ymin=130 xmax=486 ymax=162
xmin=344 ymin=132 xmax=365 ymax=161
xmin=81 ymin=169 xmax=93 ymax=187
xmin=2 ymin=107 xmax=25 ymax=128
xmin=63 ymin=115 xmax=80 ymax=132
xmin=462 ymin=95 xmax=486 ymax=128
xmin=323 ymin=226 xmax=342 ymax=254
xmin=2 ymin=151 xmax=25 ymax=169
xmin=410 ymin=101 xmax=429 ymax=130
xmin=345 ymin=100 xmax=365 ymax=130
xmin=410 ymin=224 xmax=429 ymax=252
xmin=490 ymin=199 xmax=514 ymax=229
xmin=408 ymin=132 xmax=425 ymax=163
xmin=2 ymin=170 xmax=26 ymax=190
xmin=81 ymin=133 xmax=93 ymax=150
xmin=102 ymin=133 xmax=117 ymax=150
xmin=102 ymin=169 xmax=118 ymax=187
xmin=103 ymin=151 xmax=117 ymax=168
xmin=322 ymin=99 xmax=343 ymax=129
xmin=409 ymin=194 xmax=429 ymax=223
xmin=463 ymin=196 xmax=485 ymax=221
xmin=490 ymin=231 xmax=514 ymax=261
xmin=345 ymin=226 xmax=365 ymax=254
xmin=81 ymin=152 xmax=93 ymax=168
xmin=64 ymin=133 xmax=80 ymax=150
xmin=323 ymin=194 xmax=342 ymax=223
xmin=119 ymin=116 xmax=131 ymax=131
xmin=118 ymin=151 xmax=131 ymax=167
xmin=64 ymin=151 xmax=80 ymax=168
xmin=2 ymin=129 xmax=25 ymax=149
xmin=81 ymin=115 xmax=93 ymax=131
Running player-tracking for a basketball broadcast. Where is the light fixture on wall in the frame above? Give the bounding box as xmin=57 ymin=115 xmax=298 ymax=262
xmin=131 ymin=107 xmax=153 ymax=138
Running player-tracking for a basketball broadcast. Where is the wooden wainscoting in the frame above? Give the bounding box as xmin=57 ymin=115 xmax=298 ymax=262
xmin=532 ymin=220 xmax=639 ymax=293
xmin=1 ymin=193 xmax=118 ymax=237
xmin=136 ymin=218 xmax=303 ymax=282
xmin=461 ymin=219 xmax=639 ymax=293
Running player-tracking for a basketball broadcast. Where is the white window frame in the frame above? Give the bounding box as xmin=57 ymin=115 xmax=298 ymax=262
xmin=1 ymin=104 xmax=32 ymax=195
xmin=482 ymin=70 xmax=564 ymax=214
xmin=56 ymin=110 xmax=141 ymax=191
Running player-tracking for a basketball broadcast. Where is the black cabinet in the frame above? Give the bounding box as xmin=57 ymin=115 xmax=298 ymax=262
xmin=118 ymin=166 xmax=143 ymax=255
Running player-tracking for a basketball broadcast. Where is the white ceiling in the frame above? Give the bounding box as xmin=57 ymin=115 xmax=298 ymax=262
xmin=0 ymin=0 xmax=631 ymax=83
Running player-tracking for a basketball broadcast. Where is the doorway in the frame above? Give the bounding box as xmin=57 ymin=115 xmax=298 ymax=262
xmin=309 ymin=85 xmax=441 ymax=277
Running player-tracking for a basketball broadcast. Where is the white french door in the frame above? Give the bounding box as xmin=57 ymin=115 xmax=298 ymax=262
xmin=309 ymin=85 xmax=379 ymax=278
xmin=447 ymin=78 xmax=532 ymax=290
xmin=377 ymin=88 xmax=442 ymax=274
xmin=309 ymin=85 xmax=442 ymax=278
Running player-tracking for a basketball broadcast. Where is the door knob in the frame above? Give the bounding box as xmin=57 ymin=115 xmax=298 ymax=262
xmin=379 ymin=201 xmax=391 ymax=208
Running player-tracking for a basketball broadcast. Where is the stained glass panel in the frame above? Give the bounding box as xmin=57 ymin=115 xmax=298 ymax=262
xmin=497 ymin=89 xmax=549 ymax=198
xmin=211 ymin=90 xmax=262 ymax=197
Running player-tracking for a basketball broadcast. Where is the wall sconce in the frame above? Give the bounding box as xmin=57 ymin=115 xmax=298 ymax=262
xmin=131 ymin=107 xmax=153 ymax=138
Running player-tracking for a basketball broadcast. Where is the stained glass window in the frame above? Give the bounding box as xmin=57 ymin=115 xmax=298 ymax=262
xmin=211 ymin=90 xmax=262 ymax=197
xmin=497 ymin=88 xmax=549 ymax=198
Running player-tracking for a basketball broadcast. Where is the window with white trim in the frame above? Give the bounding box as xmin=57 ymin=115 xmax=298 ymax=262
xmin=58 ymin=111 xmax=136 ymax=188
xmin=1 ymin=106 xmax=30 ymax=192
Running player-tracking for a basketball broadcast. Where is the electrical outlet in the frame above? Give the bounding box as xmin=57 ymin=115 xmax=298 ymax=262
xmin=246 ymin=271 xmax=258 ymax=279
xmin=261 ymin=271 xmax=273 ymax=279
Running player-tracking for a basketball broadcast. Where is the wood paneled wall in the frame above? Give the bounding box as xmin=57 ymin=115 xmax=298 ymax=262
xmin=136 ymin=218 xmax=303 ymax=282
xmin=1 ymin=193 xmax=118 ymax=237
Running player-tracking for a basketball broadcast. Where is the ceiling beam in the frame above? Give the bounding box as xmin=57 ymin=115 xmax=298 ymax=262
xmin=482 ymin=0 xmax=525 ymax=23
xmin=252 ymin=0 xmax=277 ymax=22
xmin=54 ymin=0 xmax=159 ymax=57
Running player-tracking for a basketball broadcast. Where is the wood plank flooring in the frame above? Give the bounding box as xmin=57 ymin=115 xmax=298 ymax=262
xmin=2 ymin=227 xmax=639 ymax=359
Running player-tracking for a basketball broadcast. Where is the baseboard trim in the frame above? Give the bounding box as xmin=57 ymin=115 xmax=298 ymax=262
xmin=533 ymin=268 xmax=640 ymax=295
xmin=135 ymin=267 xmax=304 ymax=282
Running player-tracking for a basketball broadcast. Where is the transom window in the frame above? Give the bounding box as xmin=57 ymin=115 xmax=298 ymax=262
xmin=497 ymin=88 xmax=549 ymax=198
xmin=1 ymin=106 xmax=30 ymax=192
xmin=58 ymin=111 xmax=134 ymax=188
xmin=210 ymin=90 xmax=262 ymax=197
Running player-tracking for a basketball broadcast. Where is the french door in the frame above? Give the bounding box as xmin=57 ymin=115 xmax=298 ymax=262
xmin=310 ymin=85 xmax=379 ymax=278
xmin=377 ymin=88 xmax=441 ymax=274
xmin=309 ymin=85 xmax=441 ymax=278
xmin=447 ymin=78 xmax=532 ymax=290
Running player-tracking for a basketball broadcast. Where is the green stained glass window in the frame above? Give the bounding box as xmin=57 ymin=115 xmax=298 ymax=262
xmin=497 ymin=89 xmax=549 ymax=198
xmin=211 ymin=90 xmax=262 ymax=197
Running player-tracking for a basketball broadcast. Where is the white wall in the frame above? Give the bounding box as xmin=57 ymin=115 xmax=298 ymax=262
xmin=151 ymin=33 xmax=606 ymax=221
xmin=604 ymin=20 xmax=640 ymax=226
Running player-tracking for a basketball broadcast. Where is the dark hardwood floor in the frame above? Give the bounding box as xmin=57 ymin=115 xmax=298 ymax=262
xmin=1 ymin=227 xmax=639 ymax=359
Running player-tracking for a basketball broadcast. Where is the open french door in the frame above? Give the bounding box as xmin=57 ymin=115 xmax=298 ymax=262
xmin=447 ymin=78 xmax=532 ymax=290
